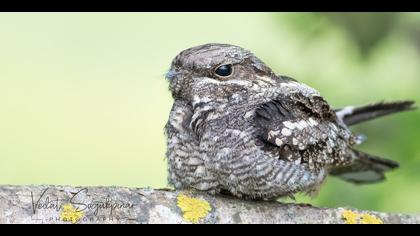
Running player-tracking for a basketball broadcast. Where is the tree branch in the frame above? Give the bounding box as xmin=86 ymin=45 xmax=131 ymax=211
xmin=0 ymin=185 xmax=418 ymax=224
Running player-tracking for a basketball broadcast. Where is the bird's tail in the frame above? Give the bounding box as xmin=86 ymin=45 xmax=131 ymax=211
xmin=329 ymin=149 xmax=399 ymax=184
xmin=335 ymin=101 xmax=415 ymax=126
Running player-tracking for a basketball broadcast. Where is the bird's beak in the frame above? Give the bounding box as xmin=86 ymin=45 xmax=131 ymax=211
xmin=166 ymin=69 xmax=178 ymax=81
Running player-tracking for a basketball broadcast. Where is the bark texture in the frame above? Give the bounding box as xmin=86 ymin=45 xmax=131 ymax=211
xmin=0 ymin=185 xmax=418 ymax=224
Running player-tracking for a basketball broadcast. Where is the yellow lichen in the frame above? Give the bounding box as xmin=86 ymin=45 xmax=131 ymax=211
xmin=177 ymin=193 xmax=211 ymax=223
xmin=342 ymin=210 xmax=359 ymax=224
xmin=360 ymin=213 xmax=383 ymax=224
xmin=341 ymin=210 xmax=383 ymax=224
xmin=60 ymin=203 xmax=85 ymax=224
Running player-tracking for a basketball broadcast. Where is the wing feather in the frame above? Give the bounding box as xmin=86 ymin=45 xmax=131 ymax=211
xmin=254 ymin=95 xmax=352 ymax=170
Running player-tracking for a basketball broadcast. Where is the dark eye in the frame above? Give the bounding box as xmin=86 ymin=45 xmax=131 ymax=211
xmin=214 ymin=64 xmax=233 ymax=77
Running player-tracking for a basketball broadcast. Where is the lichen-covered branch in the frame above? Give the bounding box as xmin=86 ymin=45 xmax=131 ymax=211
xmin=0 ymin=185 xmax=418 ymax=224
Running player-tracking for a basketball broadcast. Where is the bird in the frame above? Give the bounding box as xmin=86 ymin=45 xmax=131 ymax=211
xmin=164 ymin=43 xmax=415 ymax=200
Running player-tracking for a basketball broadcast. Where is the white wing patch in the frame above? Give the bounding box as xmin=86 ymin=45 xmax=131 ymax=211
xmin=282 ymin=119 xmax=319 ymax=131
xmin=336 ymin=106 xmax=354 ymax=120
xmin=281 ymin=128 xmax=292 ymax=136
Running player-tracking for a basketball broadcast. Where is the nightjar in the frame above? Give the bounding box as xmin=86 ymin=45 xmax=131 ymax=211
xmin=164 ymin=43 xmax=415 ymax=200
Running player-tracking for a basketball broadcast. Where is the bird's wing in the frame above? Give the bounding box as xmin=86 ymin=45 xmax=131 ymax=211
xmin=256 ymin=98 xmax=329 ymax=148
xmin=254 ymin=94 xmax=350 ymax=168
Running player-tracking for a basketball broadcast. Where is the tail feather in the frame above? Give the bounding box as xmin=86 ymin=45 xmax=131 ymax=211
xmin=330 ymin=149 xmax=399 ymax=184
xmin=336 ymin=101 xmax=416 ymax=126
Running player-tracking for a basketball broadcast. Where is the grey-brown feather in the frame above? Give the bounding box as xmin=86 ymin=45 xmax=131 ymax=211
xmin=164 ymin=43 xmax=413 ymax=200
xmin=329 ymin=149 xmax=399 ymax=184
xmin=335 ymin=101 xmax=415 ymax=126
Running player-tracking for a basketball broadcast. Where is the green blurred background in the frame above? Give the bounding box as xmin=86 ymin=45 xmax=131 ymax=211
xmin=0 ymin=13 xmax=419 ymax=213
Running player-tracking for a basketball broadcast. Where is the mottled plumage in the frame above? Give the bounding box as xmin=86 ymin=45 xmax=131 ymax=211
xmin=164 ymin=43 xmax=415 ymax=200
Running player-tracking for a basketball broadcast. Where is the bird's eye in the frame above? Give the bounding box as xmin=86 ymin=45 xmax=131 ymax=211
xmin=214 ymin=64 xmax=233 ymax=77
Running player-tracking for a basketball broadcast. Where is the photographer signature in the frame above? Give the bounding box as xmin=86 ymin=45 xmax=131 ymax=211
xmin=31 ymin=187 xmax=135 ymax=216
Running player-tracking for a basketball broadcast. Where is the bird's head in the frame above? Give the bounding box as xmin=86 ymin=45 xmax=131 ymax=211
xmin=166 ymin=43 xmax=290 ymax=104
